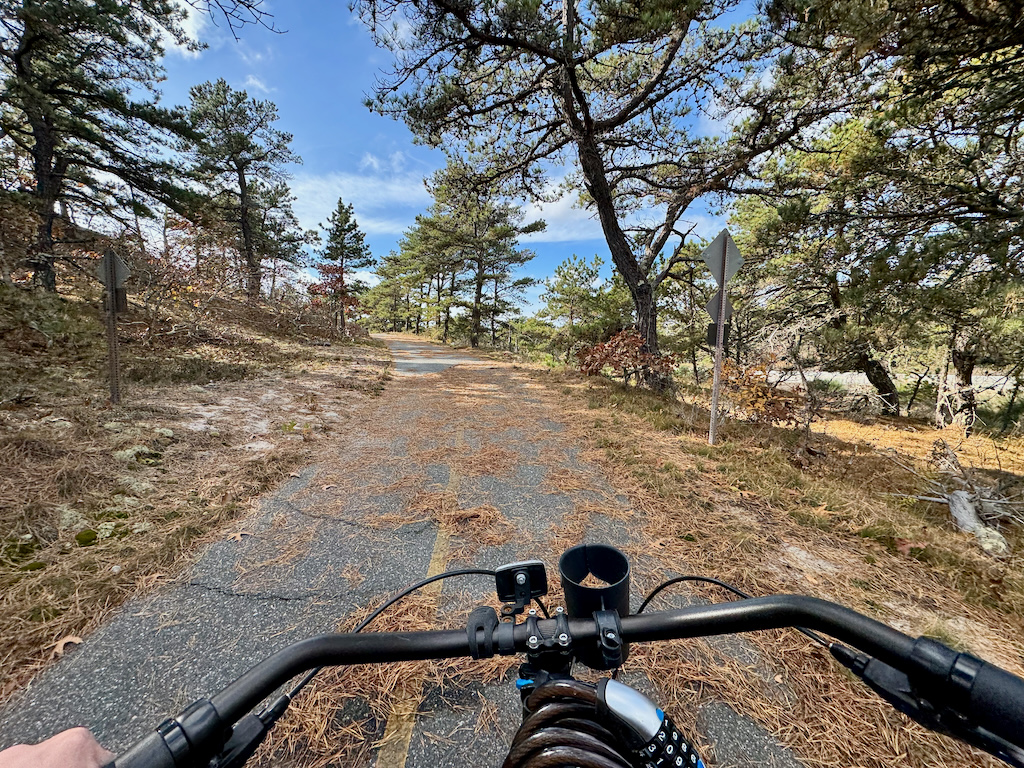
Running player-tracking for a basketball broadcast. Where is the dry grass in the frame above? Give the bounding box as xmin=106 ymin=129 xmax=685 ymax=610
xmin=366 ymin=489 xmax=516 ymax=559
xmin=523 ymin=368 xmax=1024 ymax=768
xmin=540 ymin=467 xmax=596 ymax=495
xmin=454 ymin=445 xmax=520 ymax=478
xmin=0 ymin=286 xmax=390 ymax=701
xmin=254 ymin=590 xmax=518 ymax=768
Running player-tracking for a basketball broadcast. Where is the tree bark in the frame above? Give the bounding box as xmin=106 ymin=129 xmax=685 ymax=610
xmin=905 ymin=367 xmax=930 ymax=417
xmin=573 ymin=129 xmax=669 ymax=388
xmin=20 ymin=16 xmax=62 ymax=293
xmin=469 ymin=254 xmax=485 ymax=348
xmin=491 ymin=278 xmax=498 ymax=346
xmin=236 ymin=165 xmax=260 ymax=300
xmin=338 ymin=268 xmax=348 ymax=332
xmin=435 ymin=273 xmax=443 ymax=331
xmin=443 ymin=272 xmax=454 ymax=342
xmin=27 ymin=127 xmax=63 ymax=292
xmin=951 ymin=345 xmax=978 ymax=435
xmin=856 ymin=352 xmax=900 ymax=416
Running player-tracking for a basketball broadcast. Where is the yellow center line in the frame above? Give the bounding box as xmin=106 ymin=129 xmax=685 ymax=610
xmin=376 ymin=427 xmax=461 ymax=767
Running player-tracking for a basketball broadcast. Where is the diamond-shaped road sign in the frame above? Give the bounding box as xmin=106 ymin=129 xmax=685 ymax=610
xmin=705 ymin=292 xmax=734 ymax=322
xmin=96 ymin=249 xmax=131 ymax=288
xmin=701 ymin=229 xmax=743 ymax=286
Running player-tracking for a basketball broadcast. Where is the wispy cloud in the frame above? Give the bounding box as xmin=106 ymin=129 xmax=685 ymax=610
xmin=244 ymin=75 xmax=272 ymax=94
xmin=236 ymin=42 xmax=273 ymax=67
xmin=351 ymin=269 xmax=381 ymax=287
xmin=164 ymin=1 xmax=206 ymax=59
xmin=290 ymin=170 xmax=431 ymax=235
xmin=520 ymin=190 xmax=605 ymax=243
xmin=359 ymin=151 xmax=410 ymax=174
xmin=358 ymin=153 xmax=381 ymax=172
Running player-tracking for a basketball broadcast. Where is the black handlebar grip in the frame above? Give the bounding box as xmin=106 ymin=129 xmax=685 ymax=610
xmin=101 ymin=730 xmax=177 ymax=768
xmin=970 ymin=661 xmax=1024 ymax=749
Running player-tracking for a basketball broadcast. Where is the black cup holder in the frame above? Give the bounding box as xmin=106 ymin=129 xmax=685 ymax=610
xmin=558 ymin=543 xmax=631 ymax=668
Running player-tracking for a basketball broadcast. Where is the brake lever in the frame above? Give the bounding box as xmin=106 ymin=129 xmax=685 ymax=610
xmin=832 ymin=645 xmax=1024 ymax=768
xmin=211 ymin=714 xmax=267 ymax=768
xmin=212 ymin=689 xmax=293 ymax=768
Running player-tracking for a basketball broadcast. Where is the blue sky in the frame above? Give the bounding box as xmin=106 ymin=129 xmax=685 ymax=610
xmin=160 ymin=0 xmax=726 ymax=311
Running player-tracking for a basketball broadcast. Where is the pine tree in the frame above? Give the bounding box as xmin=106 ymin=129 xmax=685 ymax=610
xmin=186 ymin=79 xmax=300 ymax=300
xmin=309 ymin=199 xmax=374 ymax=332
xmin=0 ymin=0 xmax=203 ymax=290
xmin=541 ymin=255 xmax=604 ymax=361
xmin=419 ymin=161 xmax=544 ymax=348
xmin=357 ymin=0 xmax=857 ymax=386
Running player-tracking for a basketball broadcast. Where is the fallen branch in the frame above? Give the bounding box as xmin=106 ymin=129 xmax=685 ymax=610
xmin=948 ymin=490 xmax=1010 ymax=557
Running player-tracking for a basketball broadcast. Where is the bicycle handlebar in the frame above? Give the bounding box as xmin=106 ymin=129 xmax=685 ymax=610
xmin=105 ymin=594 xmax=1024 ymax=768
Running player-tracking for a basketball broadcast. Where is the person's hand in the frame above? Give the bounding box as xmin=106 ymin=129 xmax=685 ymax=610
xmin=0 ymin=727 xmax=113 ymax=768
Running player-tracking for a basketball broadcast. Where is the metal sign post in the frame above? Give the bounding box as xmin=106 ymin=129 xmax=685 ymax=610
xmin=701 ymin=230 xmax=743 ymax=446
xmin=97 ymin=249 xmax=130 ymax=405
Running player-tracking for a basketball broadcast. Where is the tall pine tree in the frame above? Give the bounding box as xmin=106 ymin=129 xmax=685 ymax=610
xmin=186 ymin=79 xmax=300 ymax=300
xmin=309 ymin=198 xmax=374 ymax=331
xmin=0 ymin=0 xmax=200 ymax=290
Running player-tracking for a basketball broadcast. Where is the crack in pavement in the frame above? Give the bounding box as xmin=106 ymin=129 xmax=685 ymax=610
xmin=182 ymin=581 xmax=352 ymax=603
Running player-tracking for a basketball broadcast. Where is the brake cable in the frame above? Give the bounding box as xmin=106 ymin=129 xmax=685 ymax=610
xmin=637 ymin=575 xmax=832 ymax=649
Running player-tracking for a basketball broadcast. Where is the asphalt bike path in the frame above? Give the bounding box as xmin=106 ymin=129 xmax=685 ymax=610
xmin=0 ymin=335 xmax=799 ymax=767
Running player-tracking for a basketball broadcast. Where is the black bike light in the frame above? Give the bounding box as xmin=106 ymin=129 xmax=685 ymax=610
xmin=559 ymin=543 xmax=631 ymax=668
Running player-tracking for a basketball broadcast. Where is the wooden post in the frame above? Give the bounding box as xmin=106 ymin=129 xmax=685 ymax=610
xmin=104 ymin=252 xmax=122 ymax=405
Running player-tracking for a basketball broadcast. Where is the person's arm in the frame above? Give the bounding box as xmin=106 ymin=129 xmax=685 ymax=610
xmin=0 ymin=727 xmax=113 ymax=768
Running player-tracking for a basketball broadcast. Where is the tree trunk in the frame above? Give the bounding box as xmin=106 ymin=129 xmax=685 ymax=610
xmin=28 ymin=142 xmax=63 ymax=292
xmin=236 ymin=166 xmax=260 ymax=300
xmin=338 ymin=270 xmax=347 ymax=332
xmin=23 ymin=28 xmax=62 ymax=293
xmin=905 ymin=367 xmax=930 ymax=417
xmin=855 ymin=352 xmax=900 ymax=416
xmin=470 ymin=255 xmax=485 ymax=348
xmin=949 ymin=490 xmax=1009 ymax=556
xmin=573 ymin=129 xmax=668 ymax=389
xmin=443 ymin=272 xmax=455 ymax=342
xmin=436 ymin=273 xmax=443 ymax=330
xmin=936 ymin=353 xmax=952 ymax=429
xmin=951 ymin=346 xmax=978 ymax=435
xmin=632 ymin=283 xmax=669 ymax=389
xmin=30 ymin=209 xmax=58 ymax=292
xmin=564 ymin=309 xmax=574 ymax=363
xmin=491 ymin=278 xmax=498 ymax=346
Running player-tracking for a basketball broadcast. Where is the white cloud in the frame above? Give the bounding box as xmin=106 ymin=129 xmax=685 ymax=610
xmin=237 ymin=43 xmax=271 ymax=67
xmin=388 ymin=151 xmax=407 ymax=173
xmin=359 ymin=153 xmax=382 ymax=172
xmin=290 ymin=170 xmax=432 ymax=234
xmin=357 ymin=214 xmax=423 ymax=237
xmin=357 ymin=152 xmax=409 ymax=174
xmin=244 ymin=75 xmax=272 ymax=94
xmin=164 ymin=2 xmax=206 ymax=59
xmin=520 ymin=191 xmax=605 ymax=243
xmin=352 ymin=269 xmax=381 ymax=287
